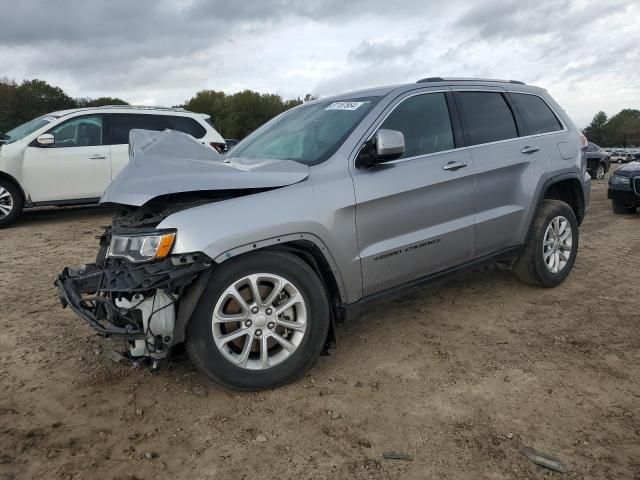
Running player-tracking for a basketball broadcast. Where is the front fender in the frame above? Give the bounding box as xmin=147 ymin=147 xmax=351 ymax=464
xmin=157 ymin=179 xmax=361 ymax=303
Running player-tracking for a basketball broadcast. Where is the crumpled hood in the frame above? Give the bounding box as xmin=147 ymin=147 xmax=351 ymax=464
xmin=101 ymin=129 xmax=309 ymax=206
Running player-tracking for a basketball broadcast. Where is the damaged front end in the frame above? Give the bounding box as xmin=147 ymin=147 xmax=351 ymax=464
xmin=56 ymin=129 xmax=311 ymax=370
xmin=56 ymin=226 xmax=212 ymax=368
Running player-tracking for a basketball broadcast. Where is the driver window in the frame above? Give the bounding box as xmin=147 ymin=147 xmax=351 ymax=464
xmin=48 ymin=115 xmax=103 ymax=147
xmin=380 ymin=93 xmax=454 ymax=159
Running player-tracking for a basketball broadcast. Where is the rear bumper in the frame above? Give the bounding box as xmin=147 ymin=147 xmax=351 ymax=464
xmin=55 ymin=253 xmax=212 ymax=340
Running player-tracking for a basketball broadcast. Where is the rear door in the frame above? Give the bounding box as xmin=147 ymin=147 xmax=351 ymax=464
xmin=105 ymin=114 xmax=165 ymax=179
xmin=352 ymin=90 xmax=476 ymax=296
xmin=22 ymin=114 xmax=111 ymax=202
xmin=453 ymin=89 xmax=549 ymax=257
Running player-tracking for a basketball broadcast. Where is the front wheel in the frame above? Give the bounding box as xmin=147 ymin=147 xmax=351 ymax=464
xmin=0 ymin=179 xmax=24 ymax=228
xmin=186 ymin=250 xmax=330 ymax=390
xmin=514 ymin=200 xmax=579 ymax=288
xmin=595 ymin=164 xmax=606 ymax=180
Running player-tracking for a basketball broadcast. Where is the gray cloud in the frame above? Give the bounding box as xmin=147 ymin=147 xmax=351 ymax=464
xmin=348 ymin=34 xmax=426 ymax=63
xmin=455 ymin=0 xmax=629 ymax=40
xmin=0 ymin=0 xmax=637 ymax=126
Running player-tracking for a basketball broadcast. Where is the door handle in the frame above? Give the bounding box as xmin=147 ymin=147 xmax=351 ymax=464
xmin=521 ymin=146 xmax=540 ymax=154
xmin=442 ymin=160 xmax=468 ymax=171
xmin=89 ymin=154 xmax=107 ymax=160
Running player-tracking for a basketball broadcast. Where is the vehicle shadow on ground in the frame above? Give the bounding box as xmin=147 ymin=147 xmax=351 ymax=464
xmin=11 ymin=205 xmax=113 ymax=228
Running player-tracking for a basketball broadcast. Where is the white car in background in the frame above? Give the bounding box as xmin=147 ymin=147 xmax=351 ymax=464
xmin=0 ymin=106 xmax=225 ymax=227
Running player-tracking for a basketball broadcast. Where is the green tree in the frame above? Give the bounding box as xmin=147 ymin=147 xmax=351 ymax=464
xmin=0 ymin=78 xmax=18 ymax=133
xmin=14 ymin=79 xmax=76 ymax=125
xmin=75 ymin=96 xmax=129 ymax=108
xmin=583 ymin=110 xmax=607 ymax=145
xmin=183 ymin=89 xmax=228 ymax=133
xmin=603 ymin=109 xmax=640 ymax=147
xmin=183 ymin=89 xmax=302 ymax=139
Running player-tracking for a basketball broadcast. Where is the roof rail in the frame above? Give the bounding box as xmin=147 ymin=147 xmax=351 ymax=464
xmin=91 ymin=105 xmax=187 ymax=112
xmin=416 ymin=77 xmax=445 ymax=83
xmin=417 ymin=77 xmax=526 ymax=85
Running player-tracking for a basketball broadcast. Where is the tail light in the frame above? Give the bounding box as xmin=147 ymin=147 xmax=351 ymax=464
xmin=579 ymin=134 xmax=588 ymax=173
xmin=579 ymin=134 xmax=588 ymax=149
xmin=210 ymin=142 xmax=227 ymax=153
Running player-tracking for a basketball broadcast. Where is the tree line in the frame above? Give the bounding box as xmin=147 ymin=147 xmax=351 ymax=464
xmin=3 ymin=77 xmax=637 ymax=146
xmin=582 ymin=109 xmax=640 ymax=147
xmin=0 ymin=78 xmax=127 ymax=134
xmin=0 ymin=78 xmax=314 ymax=140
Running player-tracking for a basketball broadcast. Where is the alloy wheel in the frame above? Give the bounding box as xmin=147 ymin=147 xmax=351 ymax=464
xmin=542 ymin=216 xmax=572 ymax=274
xmin=0 ymin=187 xmax=14 ymax=219
xmin=211 ymin=273 xmax=307 ymax=370
xmin=596 ymin=164 xmax=605 ymax=180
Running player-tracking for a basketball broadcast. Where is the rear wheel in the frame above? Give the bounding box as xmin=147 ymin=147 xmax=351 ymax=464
xmin=0 ymin=179 xmax=24 ymax=228
xmin=612 ymin=199 xmax=636 ymax=214
xmin=514 ymin=200 xmax=578 ymax=288
xmin=595 ymin=163 xmax=606 ymax=180
xmin=186 ymin=250 xmax=330 ymax=390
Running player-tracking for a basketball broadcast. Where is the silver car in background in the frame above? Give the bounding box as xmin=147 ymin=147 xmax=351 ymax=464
xmin=57 ymin=77 xmax=590 ymax=390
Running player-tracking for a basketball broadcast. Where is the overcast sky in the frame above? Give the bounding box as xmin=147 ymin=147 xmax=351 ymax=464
xmin=0 ymin=0 xmax=638 ymax=127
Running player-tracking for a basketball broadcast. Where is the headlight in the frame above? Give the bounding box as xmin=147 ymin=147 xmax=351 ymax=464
xmin=107 ymin=231 xmax=176 ymax=262
xmin=610 ymin=174 xmax=630 ymax=186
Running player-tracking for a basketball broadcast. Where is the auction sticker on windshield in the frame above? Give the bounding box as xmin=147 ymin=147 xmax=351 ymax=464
xmin=325 ymin=101 xmax=368 ymax=111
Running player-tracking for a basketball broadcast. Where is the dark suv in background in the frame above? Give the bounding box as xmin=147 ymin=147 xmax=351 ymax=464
xmin=608 ymin=162 xmax=640 ymax=213
xmin=585 ymin=142 xmax=611 ymax=180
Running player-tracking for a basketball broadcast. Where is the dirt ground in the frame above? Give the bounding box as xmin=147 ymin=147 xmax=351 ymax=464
xmin=1 ymin=174 xmax=639 ymax=480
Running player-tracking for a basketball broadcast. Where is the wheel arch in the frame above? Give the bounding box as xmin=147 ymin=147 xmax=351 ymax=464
xmin=174 ymin=234 xmax=346 ymax=350
xmin=539 ymin=174 xmax=586 ymax=225
xmin=0 ymin=171 xmax=27 ymax=205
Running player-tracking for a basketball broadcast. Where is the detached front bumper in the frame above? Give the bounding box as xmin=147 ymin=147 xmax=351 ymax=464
xmin=57 ymin=265 xmax=146 ymax=339
xmin=55 ymin=253 xmax=212 ymax=341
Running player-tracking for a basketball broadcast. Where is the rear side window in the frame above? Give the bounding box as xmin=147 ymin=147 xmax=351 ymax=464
xmin=163 ymin=116 xmax=207 ymax=139
xmin=510 ymin=93 xmax=562 ymax=135
xmin=455 ymin=92 xmax=518 ymax=146
xmin=107 ymin=114 xmax=165 ymax=145
xmin=379 ymin=92 xmax=454 ymax=158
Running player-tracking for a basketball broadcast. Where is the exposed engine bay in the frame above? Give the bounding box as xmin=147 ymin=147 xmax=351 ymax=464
xmin=109 ymin=189 xmax=270 ymax=229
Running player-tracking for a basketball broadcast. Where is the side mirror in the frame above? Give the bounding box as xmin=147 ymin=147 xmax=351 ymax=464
xmin=36 ymin=133 xmax=55 ymax=146
xmin=357 ymin=129 xmax=405 ymax=168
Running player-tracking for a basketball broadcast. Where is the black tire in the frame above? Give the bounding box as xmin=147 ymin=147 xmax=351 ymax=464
xmin=514 ymin=200 xmax=579 ymax=288
xmin=0 ymin=178 xmax=24 ymax=228
xmin=186 ymin=250 xmax=330 ymax=391
xmin=612 ymin=199 xmax=636 ymax=214
xmin=595 ymin=163 xmax=606 ymax=180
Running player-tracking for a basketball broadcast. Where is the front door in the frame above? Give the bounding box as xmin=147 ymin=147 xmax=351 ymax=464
xmin=22 ymin=114 xmax=111 ymax=202
xmin=352 ymin=91 xmax=476 ymax=296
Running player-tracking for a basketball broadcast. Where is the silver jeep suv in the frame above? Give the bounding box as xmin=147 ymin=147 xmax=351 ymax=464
xmin=57 ymin=78 xmax=591 ymax=390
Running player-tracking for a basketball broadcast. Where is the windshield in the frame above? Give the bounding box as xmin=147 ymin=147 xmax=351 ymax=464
xmin=228 ymin=97 xmax=380 ymax=165
xmin=1 ymin=114 xmax=59 ymax=144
